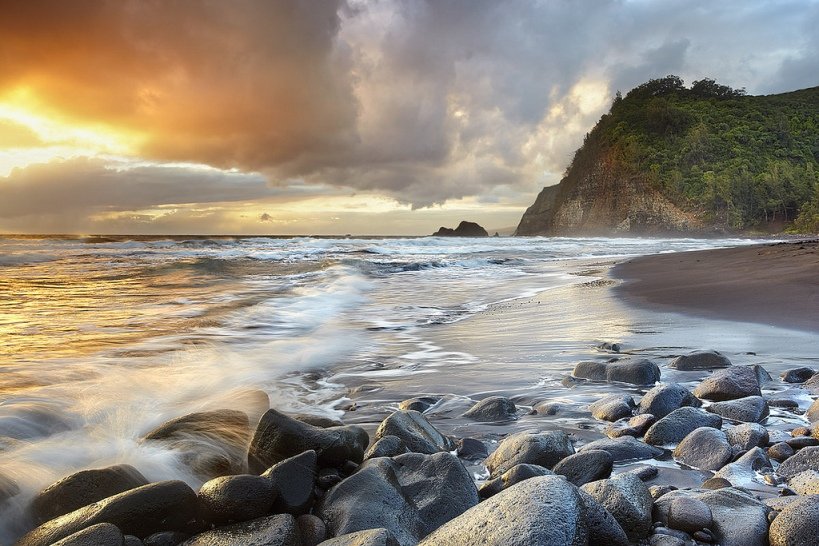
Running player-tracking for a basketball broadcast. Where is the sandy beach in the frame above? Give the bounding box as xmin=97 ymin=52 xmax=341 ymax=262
xmin=613 ymin=239 xmax=819 ymax=333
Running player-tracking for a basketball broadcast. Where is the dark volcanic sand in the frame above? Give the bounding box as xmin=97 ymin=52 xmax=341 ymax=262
xmin=613 ymin=239 xmax=819 ymax=333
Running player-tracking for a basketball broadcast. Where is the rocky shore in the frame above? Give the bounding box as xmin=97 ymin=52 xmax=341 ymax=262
xmin=6 ymin=349 xmax=819 ymax=545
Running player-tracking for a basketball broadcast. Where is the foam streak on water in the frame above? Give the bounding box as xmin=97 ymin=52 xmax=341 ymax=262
xmin=0 ymin=234 xmax=814 ymax=540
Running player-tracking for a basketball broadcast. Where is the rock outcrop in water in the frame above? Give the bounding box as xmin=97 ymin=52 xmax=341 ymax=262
xmin=432 ymin=221 xmax=488 ymax=237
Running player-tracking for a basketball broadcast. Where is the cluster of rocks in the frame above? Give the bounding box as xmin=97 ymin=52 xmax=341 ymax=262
xmin=9 ymin=349 xmax=819 ymax=546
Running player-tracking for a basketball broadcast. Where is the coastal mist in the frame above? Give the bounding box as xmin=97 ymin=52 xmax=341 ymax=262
xmin=1 ymin=235 xmax=817 ymax=541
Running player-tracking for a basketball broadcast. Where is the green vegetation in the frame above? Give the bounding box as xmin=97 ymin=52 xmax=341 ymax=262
xmin=567 ymin=76 xmax=819 ymax=232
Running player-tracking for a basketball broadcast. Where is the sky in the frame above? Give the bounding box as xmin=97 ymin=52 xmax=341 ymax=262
xmin=0 ymin=0 xmax=817 ymax=235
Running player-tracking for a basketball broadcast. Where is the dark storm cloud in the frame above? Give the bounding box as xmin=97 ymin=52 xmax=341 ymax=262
xmin=0 ymin=0 xmax=816 ymax=217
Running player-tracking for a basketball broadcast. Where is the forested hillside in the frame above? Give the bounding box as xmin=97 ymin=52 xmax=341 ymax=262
xmin=517 ymin=77 xmax=819 ymax=235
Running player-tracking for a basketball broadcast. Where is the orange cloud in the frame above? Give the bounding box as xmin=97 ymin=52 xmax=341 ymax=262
xmin=0 ymin=0 xmax=356 ymax=170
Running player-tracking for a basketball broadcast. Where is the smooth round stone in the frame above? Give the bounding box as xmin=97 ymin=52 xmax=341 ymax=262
xmin=781 ymin=367 xmax=815 ymax=383
xmin=668 ymin=497 xmax=713 ymax=534
xmin=581 ymin=474 xmax=653 ymax=541
xmin=669 ymin=350 xmax=732 ymax=370
xmin=638 ymin=383 xmax=700 ymax=419
xmin=644 ymin=407 xmax=722 ymax=446
xmin=456 ymin=438 xmax=488 ymax=461
xmin=297 ymin=514 xmax=326 ymax=546
xmin=769 ymin=442 xmax=795 ymax=463
xmin=552 ymin=449 xmax=613 ymax=486
xmin=786 ymin=436 xmax=819 ymax=449
xmin=463 ymin=396 xmax=517 ymax=422
xmin=693 ymin=366 xmax=762 ymax=401
xmin=197 ymin=474 xmax=275 ymax=525
xmin=706 ymin=396 xmax=769 ymax=423
xmin=726 ymin=423 xmax=768 ymax=450
xmin=485 ymin=431 xmax=574 ymax=477
xmin=769 ymin=495 xmax=819 ymax=546
xmin=605 ymin=413 xmax=656 ymax=439
xmin=589 ymin=395 xmax=635 ymax=422
xmin=673 ymin=428 xmax=732 ymax=471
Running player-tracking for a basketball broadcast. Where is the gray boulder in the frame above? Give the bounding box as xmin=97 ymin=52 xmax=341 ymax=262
xmin=364 ymin=436 xmax=408 ymax=460
xmin=478 ymin=464 xmax=554 ymax=498
xmin=455 ymin=438 xmax=487 ymax=461
xmin=776 ymin=446 xmax=819 ymax=479
xmin=605 ymin=414 xmax=655 ymax=439
xmin=667 ymin=496 xmax=712 ymax=535
xmin=484 ymin=430 xmax=574 ymax=477
xmin=589 ymin=395 xmax=635 ymax=422
xmin=673 ymin=428 xmax=733 ymax=470
xmin=318 ymin=529 xmax=399 ymax=546
xmin=638 ymin=383 xmax=701 ymax=419
xmin=17 ymin=481 xmax=198 ymax=546
xmin=197 ymin=474 xmax=275 ymax=526
xmin=806 ymin=398 xmax=819 ymax=422
xmin=573 ymin=358 xmax=660 ymax=385
xmin=30 ymin=464 xmax=149 ymax=523
xmin=781 ymin=367 xmax=815 ymax=383
xmin=142 ymin=409 xmax=250 ymax=479
xmin=644 ymin=407 xmax=722 ymax=446
xmin=577 ymin=489 xmax=630 ymax=546
xmin=654 ymin=488 xmax=768 ymax=546
xmin=181 ymin=514 xmax=299 ymax=546
xmin=373 ymin=410 xmax=453 ymax=455
xmin=420 ymin=475 xmax=621 ymax=546
xmin=262 ymin=450 xmax=317 ymax=515
xmin=768 ymin=442 xmax=795 ymax=463
xmin=51 ymin=523 xmax=124 ymax=546
xmin=578 ymin=436 xmax=663 ymax=462
xmin=769 ymin=494 xmax=819 ymax=546
xmin=581 ymin=474 xmax=652 ymax=540
xmin=726 ymin=423 xmax=769 ymax=450
xmin=707 ymin=396 xmax=769 ymax=423
xmin=462 ymin=396 xmax=517 ymax=422
xmin=552 ymin=450 xmax=613 ymax=487
xmin=248 ymin=409 xmax=368 ymax=472
xmin=317 ymin=452 xmax=477 ymax=545
xmin=713 ymin=447 xmax=772 ymax=488
xmin=669 ymin=350 xmax=732 ymax=370
xmin=297 ymin=514 xmax=327 ymax=546
xmin=398 ymin=397 xmax=439 ymax=413
xmin=693 ymin=366 xmax=763 ymax=401
xmin=787 ymin=470 xmax=819 ymax=495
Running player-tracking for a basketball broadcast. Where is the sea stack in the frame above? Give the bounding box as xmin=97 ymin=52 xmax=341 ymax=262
xmin=432 ymin=221 xmax=489 ymax=237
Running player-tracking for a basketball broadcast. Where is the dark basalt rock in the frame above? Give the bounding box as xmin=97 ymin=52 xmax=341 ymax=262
xmin=577 ymin=489 xmax=630 ymax=546
xmin=18 ymin=480 xmax=198 ymax=546
xmin=293 ymin=414 xmax=344 ymax=428
xmin=297 ymin=514 xmax=327 ymax=546
xmin=667 ymin=496 xmax=713 ymax=535
xmin=431 ymin=221 xmax=489 ymax=237
xmin=248 ymin=408 xmax=369 ymax=473
xmin=478 ymin=463 xmax=554 ymax=498
xmin=317 ymin=452 xmax=477 ymax=545
xmin=181 ymin=514 xmax=299 ymax=546
xmin=769 ymin=495 xmax=819 ymax=546
xmin=553 ymin=449 xmax=613 ymax=487
xmin=455 ymin=438 xmax=487 ymax=461
xmin=30 ymin=464 xmax=149 ymax=523
xmin=668 ymin=350 xmax=732 ymax=370
xmin=142 ymin=409 xmax=251 ymax=479
xmin=726 ymin=423 xmax=769 ymax=450
xmin=573 ymin=358 xmax=661 ymax=385
xmin=693 ymin=366 xmax=764 ymax=401
xmin=419 ymin=475 xmax=627 ymax=546
xmin=654 ymin=488 xmax=768 ymax=546
xmin=197 ymin=474 xmax=275 ymax=526
xmin=484 ymin=430 xmax=574 ymax=477
xmin=638 ymin=383 xmax=701 ymax=419
xmin=780 ymin=367 xmax=815 ymax=384
xmin=707 ymin=395 xmax=769 ymax=423
xmin=673 ymin=428 xmax=732 ymax=471
xmin=786 ymin=469 xmax=819 ymax=495
xmin=643 ymin=406 xmax=722 ymax=446
xmin=581 ymin=473 xmax=653 ymax=541
xmin=262 ymin=450 xmax=317 ymax=515
xmin=364 ymin=436 xmax=409 ymax=460
xmin=143 ymin=531 xmax=188 ymax=546
xmin=776 ymin=446 xmax=819 ymax=479
xmin=373 ymin=410 xmax=453 ymax=455
xmin=318 ymin=528 xmax=399 ymax=546
xmin=462 ymin=396 xmax=517 ymax=422
xmin=605 ymin=413 xmax=656 ymax=438
xmin=589 ymin=395 xmax=635 ymax=422
xmin=397 ymin=397 xmax=439 ymax=413
xmin=578 ymin=436 xmax=664 ymax=462
xmin=51 ymin=523 xmax=125 ymax=546
xmin=713 ymin=447 xmax=772 ymax=488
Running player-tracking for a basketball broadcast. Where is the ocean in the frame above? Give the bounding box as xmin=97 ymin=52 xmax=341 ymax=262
xmin=1 ymin=234 xmax=817 ymax=540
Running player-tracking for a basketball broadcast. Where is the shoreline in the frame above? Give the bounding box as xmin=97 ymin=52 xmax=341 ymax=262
xmin=612 ymin=239 xmax=819 ymax=334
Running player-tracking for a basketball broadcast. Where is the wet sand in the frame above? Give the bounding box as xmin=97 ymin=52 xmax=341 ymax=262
xmin=613 ymin=239 xmax=819 ymax=333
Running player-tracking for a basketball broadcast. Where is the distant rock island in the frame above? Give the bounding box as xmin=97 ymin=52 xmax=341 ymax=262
xmin=516 ymin=76 xmax=819 ymax=235
xmin=432 ymin=221 xmax=489 ymax=237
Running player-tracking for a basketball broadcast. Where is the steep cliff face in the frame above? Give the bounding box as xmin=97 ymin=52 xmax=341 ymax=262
xmin=516 ymin=153 xmax=702 ymax=235
xmin=515 ymin=77 xmax=819 ymax=236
